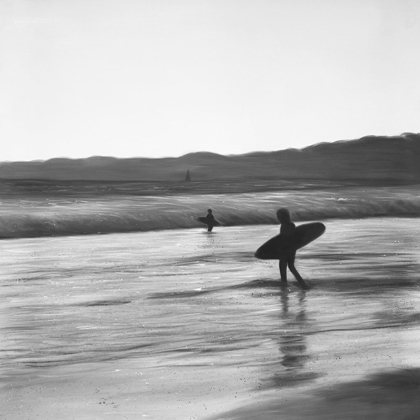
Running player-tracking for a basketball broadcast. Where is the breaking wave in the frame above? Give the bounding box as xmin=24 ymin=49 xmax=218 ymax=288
xmin=1 ymin=186 xmax=419 ymax=239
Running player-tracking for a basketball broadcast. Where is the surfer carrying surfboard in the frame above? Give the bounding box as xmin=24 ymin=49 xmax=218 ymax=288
xmin=254 ymin=208 xmax=325 ymax=288
xmin=205 ymin=209 xmax=215 ymax=232
xmin=276 ymin=208 xmax=308 ymax=288
xmin=197 ymin=209 xmax=221 ymax=232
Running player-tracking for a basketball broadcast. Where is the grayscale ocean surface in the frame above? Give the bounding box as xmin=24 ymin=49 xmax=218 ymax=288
xmin=1 ymin=180 xmax=420 ymax=238
xmin=1 ymin=181 xmax=420 ymax=419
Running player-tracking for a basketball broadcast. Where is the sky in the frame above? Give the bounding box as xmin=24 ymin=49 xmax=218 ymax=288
xmin=1 ymin=0 xmax=420 ymax=161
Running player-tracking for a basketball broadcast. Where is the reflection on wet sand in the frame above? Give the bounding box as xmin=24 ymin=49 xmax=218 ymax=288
xmin=279 ymin=288 xmax=308 ymax=369
xmin=263 ymin=288 xmax=321 ymax=389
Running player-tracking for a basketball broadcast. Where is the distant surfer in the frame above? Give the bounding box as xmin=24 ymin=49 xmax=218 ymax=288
xmin=276 ymin=208 xmax=308 ymax=288
xmin=197 ymin=209 xmax=220 ymax=232
xmin=204 ymin=209 xmax=215 ymax=232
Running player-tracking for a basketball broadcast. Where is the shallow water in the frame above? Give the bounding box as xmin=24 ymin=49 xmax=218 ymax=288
xmin=1 ymin=218 xmax=420 ymax=419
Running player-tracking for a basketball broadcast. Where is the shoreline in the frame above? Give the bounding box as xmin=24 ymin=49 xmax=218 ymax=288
xmin=1 ymin=219 xmax=420 ymax=419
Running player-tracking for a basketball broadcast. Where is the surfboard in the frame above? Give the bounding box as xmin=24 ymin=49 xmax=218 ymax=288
xmin=197 ymin=216 xmax=221 ymax=227
xmin=254 ymin=222 xmax=325 ymax=260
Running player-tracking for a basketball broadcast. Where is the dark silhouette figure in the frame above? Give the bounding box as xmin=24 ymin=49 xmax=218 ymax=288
xmin=205 ymin=208 xmax=215 ymax=232
xmin=277 ymin=208 xmax=308 ymax=289
xmin=185 ymin=169 xmax=191 ymax=182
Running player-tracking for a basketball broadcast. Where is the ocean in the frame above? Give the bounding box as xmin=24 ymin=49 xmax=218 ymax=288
xmin=1 ymin=180 xmax=420 ymax=419
xmin=1 ymin=180 xmax=420 ymax=238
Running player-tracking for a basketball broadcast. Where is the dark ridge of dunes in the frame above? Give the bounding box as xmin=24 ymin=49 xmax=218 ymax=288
xmin=1 ymin=133 xmax=419 ymax=182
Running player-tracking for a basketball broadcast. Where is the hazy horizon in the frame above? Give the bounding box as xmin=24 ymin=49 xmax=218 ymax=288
xmin=2 ymin=0 xmax=420 ymax=161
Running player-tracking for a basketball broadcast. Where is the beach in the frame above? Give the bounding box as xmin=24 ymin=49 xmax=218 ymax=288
xmin=1 ymin=217 xmax=420 ymax=419
xmin=3 ymin=0 xmax=420 ymax=417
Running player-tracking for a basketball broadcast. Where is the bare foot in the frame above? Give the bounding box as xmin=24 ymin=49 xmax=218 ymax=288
xmin=298 ymin=280 xmax=310 ymax=290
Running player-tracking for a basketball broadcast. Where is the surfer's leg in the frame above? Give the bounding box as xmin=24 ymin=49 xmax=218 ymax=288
xmin=207 ymin=226 xmax=213 ymax=232
xmin=279 ymin=258 xmax=288 ymax=282
xmin=288 ymin=262 xmax=304 ymax=282
xmin=287 ymin=258 xmax=308 ymax=288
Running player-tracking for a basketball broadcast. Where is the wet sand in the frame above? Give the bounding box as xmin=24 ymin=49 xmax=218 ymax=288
xmin=1 ymin=218 xmax=420 ymax=419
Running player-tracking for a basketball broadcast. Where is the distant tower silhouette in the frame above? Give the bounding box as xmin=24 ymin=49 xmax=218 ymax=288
xmin=185 ymin=169 xmax=191 ymax=182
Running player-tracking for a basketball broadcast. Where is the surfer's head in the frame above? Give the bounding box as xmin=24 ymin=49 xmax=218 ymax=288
xmin=207 ymin=209 xmax=212 ymax=213
xmin=277 ymin=208 xmax=291 ymax=223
